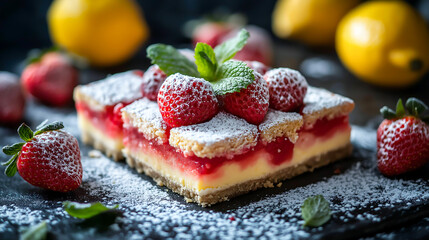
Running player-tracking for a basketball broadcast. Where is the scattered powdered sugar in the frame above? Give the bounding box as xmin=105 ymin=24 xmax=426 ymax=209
xmin=78 ymin=71 xmax=143 ymax=106
xmin=1 ymin=125 xmax=429 ymax=238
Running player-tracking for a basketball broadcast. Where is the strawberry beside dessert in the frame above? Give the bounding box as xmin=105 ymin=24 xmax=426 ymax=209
xmin=0 ymin=72 xmax=26 ymax=124
xmin=74 ymin=29 xmax=355 ymax=205
xmin=377 ymin=98 xmax=429 ymax=176
xmin=2 ymin=121 xmax=82 ymax=192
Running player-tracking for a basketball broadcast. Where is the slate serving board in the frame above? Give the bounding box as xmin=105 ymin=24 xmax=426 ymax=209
xmin=1 ymin=44 xmax=429 ymax=239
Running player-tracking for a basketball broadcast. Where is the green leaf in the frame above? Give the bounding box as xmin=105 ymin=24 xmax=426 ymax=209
xmin=211 ymin=60 xmax=255 ymax=95
xmin=405 ymin=97 xmax=428 ymax=117
xmin=2 ymin=142 xmax=24 ymax=155
xmin=63 ymin=201 xmax=119 ymax=219
xmin=25 ymin=46 xmax=60 ymax=65
xmin=395 ymin=99 xmax=405 ymax=118
xmin=2 ymin=153 xmax=18 ymax=167
xmin=214 ymin=29 xmax=249 ymax=64
xmin=380 ymin=106 xmax=397 ymax=120
xmin=77 ymin=209 xmax=124 ymax=232
xmin=20 ymin=221 xmax=48 ymax=240
xmin=36 ymin=119 xmax=49 ymax=130
xmin=147 ymin=44 xmax=199 ymax=77
xmin=34 ymin=121 xmax=64 ymax=135
xmin=301 ymin=195 xmax=331 ymax=227
xmin=4 ymin=154 xmax=18 ymax=177
xmin=194 ymin=43 xmax=217 ymax=81
xmin=17 ymin=123 xmax=33 ymax=142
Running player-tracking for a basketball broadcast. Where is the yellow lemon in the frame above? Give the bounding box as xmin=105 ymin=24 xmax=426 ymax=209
xmin=336 ymin=1 xmax=429 ymax=87
xmin=48 ymin=0 xmax=149 ymax=67
xmin=272 ymin=0 xmax=359 ymax=47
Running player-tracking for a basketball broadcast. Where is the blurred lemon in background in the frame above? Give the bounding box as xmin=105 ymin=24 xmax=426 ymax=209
xmin=48 ymin=0 xmax=149 ymax=67
xmin=336 ymin=1 xmax=429 ymax=87
xmin=272 ymin=0 xmax=359 ymax=47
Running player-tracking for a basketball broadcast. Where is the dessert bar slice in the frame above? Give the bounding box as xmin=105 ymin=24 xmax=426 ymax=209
xmin=121 ymin=86 xmax=354 ymax=205
xmin=74 ymin=71 xmax=143 ymax=160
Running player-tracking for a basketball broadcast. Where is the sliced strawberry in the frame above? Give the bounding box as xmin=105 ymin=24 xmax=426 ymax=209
xmin=264 ymin=68 xmax=308 ymax=112
xmin=157 ymin=73 xmax=219 ymax=127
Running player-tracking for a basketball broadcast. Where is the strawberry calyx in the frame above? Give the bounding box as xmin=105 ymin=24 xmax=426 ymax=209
xmin=147 ymin=29 xmax=255 ymax=96
xmin=380 ymin=98 xmax=429 ymax=124
xmin=2 ymin=120 xmax=64 ymax=177
xmin=25 ymin=46 xmax=61 ymax=65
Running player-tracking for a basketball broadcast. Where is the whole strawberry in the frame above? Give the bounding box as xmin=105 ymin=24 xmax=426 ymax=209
xmin=0 ymin=72 xmax=26 ymax=124
xmin=192 ymin=22 xmax=233 ymax=48
xmin=245 ymin=61 xmax=270 ymax=75
xmin=158 ymin=73 xmax=219 ymax=127
xmin=141 ymin=65 xmax=167 ymax=101
xmin=2 ymin=120 xmax=82 ymax=192
xmin=377 ymin=98 xmax=429 ymax=176
xmin=21 ymin=51 xmax=78 ymax=106
xmin=222 ymin=72 xmax=269 ymax=125
xmin=264 ymin=68 xmax=308 ymax=112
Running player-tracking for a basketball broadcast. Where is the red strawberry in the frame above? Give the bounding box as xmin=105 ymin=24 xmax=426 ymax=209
xmin=158 ymin=73 xmax=219 ymax=127
xmin=141 ymin=65 xmax=167 ymax=101
xmin=264 ymin=68 xmax=308 ymax=112
xmin=0 ymin=72 xmax=26 ymax=124
xmin=221 ymin=72 xmax=269 ymax=125
xmin=21 ymin=52 xmax=78 ymax=106
xmin=377 ymin=98 xmax=429 ymax=176
xmin=132 ymin=69 xmax=144 ymax=77
xmin=2 ymin=121 xmax=82 ymax=192
xmin=245 ymin=61 xmax=270 ymax=75
xmin=192 ymin=22 xmax=232 ymax=47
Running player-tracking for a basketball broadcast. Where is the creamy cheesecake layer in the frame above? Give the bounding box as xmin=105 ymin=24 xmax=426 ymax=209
xmin=78 ymin=114 xmax=124 ymax=160
xmin=123 ymin=124 xmax=351 ymax=194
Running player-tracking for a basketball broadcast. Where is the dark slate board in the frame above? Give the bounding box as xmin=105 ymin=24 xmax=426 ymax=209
xmin=1 ymin=44 xmax=429 ymax=239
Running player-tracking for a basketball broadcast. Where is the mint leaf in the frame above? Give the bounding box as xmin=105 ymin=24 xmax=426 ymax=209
xmin=20 ymin=221 xmax=48 ymax=240
xmin=4 ymin=154 xmax=18 ymax=177
xmin=34 ymin=121 xmax=64 ymax=136
xmin=194 ymin=43 xmax=217 ymax=81
xmin=36 ymin=119 xmax=49 ymax=130
xmin=395 ymin=99 xmax=405 ymax=118
xmin=2 ymin=142 xmax=24 ymax=156
xmin=147 ymin=44 xmax=199 ymax=77
xmin=214 ymin=29 xmax=249 ymax=64
xmin=63 ymin=201 xmax=119 ymax=219
xmin=301 ymin=195 xmax=331 ymax=227
xmin=211 ymin=60 xmax=254 ymax=95
xmin=18 ymin=123 xmax=33 ymax=142
xmin=405 ymin=97 xmax=428 ymax=117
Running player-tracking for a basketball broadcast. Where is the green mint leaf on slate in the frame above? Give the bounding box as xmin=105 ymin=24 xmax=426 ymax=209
xmin=77 ymin=209 xmax=124 ymax=232
xmin=63 ymin=201 xmax=119 ymax=219
xmin=2 ymin=142 xmax=24 ymax=156
xmin=18 ymin=123 xmax=33 ymax=142
xmin=147 ymin=44 xmax=199 ymax=77
xmin=20 ymin=221 xmax=48 ymax=240
xmin=4 ymin=154 xmax=18 ymax=177
xmin=405 ymin=97 xmax=428 ymax=117
xmin=34 ymin=121 xmax=64 ymax=136
xmin=194 ymin=43 xmax=217 ymax=81
xmin=395 ymin=99 xmax=405 ymax=118
xmin=211 ymin=60 xmax=254 ymax=95
xmin=214 ymin=29 xmax=249 ymax=64
xmin=301 ymin=195 xmax=331 ymax=227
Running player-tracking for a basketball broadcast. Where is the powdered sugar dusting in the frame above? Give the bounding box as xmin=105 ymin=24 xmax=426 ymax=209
xmin=303 ymin=87 xmax=354 ymax=116
xmin=78 ymin=71 xmax=143 ymax=106
xmin=1 ymin=126 xmax=429 ymax=238
xmin=259 ymin=109 xmax=303 ymax=143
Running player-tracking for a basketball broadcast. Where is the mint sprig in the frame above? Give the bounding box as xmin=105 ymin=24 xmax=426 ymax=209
xmin=146 ymin=28 xmax=254 ymax=95
xmin=2 ymin=120 xmax=64 ymax=177
xmin=146 ymin=44 xmax=199 ymax=77
xmin=63 ymin=201 xmax=119 ymax=219
xmin=301 ymin=195 xmax=331 ymax=227
xmin=380 ymin=98 xmax=429 ymax=124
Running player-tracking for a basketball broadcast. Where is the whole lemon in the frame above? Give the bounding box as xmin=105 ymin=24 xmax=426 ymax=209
xmin=336 ymin=1 xmax=429 ymax=87
xmin=48 ymin=0 xmax=149 ymax=67
xmin=272 ymin=0 xmax=359 ymax=47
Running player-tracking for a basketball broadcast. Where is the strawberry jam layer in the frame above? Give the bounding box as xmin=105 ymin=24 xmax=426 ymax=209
xmin=297 ymin=116 xmax=350 ymax=148
xmin=76 ymin=102 xmax=129 ymax=138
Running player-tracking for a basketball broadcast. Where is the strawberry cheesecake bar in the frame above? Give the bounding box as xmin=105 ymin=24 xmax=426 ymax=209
xmin=73 ymin=71 xmax=143 ymax=160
